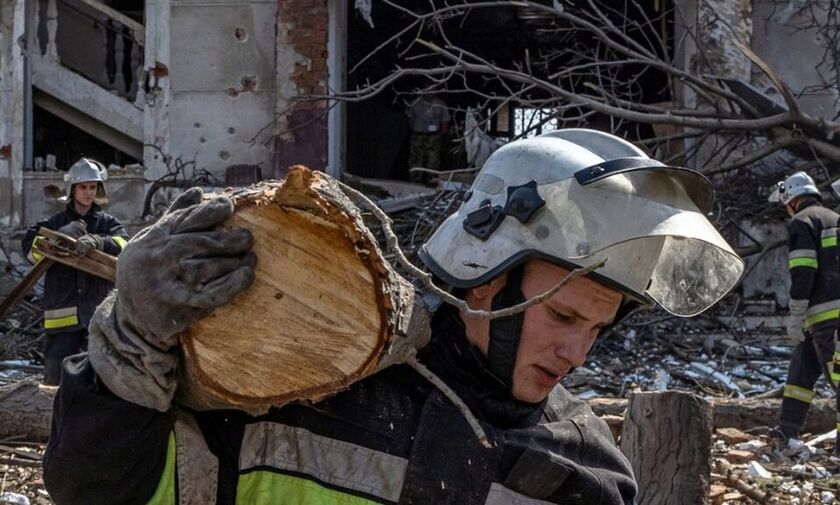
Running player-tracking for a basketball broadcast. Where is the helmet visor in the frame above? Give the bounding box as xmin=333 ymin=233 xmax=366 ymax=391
xmin=423 ymin=168 xmax=743 ymax=316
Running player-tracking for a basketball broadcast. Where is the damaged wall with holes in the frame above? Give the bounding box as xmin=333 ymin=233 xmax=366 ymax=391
xmin=0 ymin=0 xmax=332 ymax=234
xmin=148 ymin=0 xmax=329 ymax=182
xmin=163 ymin=0 xmax=279 ymax=182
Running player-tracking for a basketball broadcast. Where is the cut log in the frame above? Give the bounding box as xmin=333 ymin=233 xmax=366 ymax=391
xmin=0 ymin=379 xmax=56 ymax=441
xmin=589 ymin=397 xmax=836 ymax=435
xmin=619 ymin=391 xmax=713 ymax=505
xmin=177 ymin=166 xmax=430 ymax=413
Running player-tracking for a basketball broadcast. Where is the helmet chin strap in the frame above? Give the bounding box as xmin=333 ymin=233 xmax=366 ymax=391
xmin=486 ymin=265 xmax=526 ymax=389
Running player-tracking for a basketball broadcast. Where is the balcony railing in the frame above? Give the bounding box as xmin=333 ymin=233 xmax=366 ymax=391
xmin=33 ymin=0 xmax=144 ymax=104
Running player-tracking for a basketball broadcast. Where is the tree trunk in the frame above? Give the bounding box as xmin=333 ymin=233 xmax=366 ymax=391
xmin=176 ymin=165 xmax=430 ymax=414
xmin=0 ymin=379 xmax=55 ymax=441
xmin=619 ymin=391 xmax=712 ymax=505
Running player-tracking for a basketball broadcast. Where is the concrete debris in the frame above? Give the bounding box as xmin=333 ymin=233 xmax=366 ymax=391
xmin=0 ymin=493 xmax=29 ymax=505
xmin=746 ymin=460 xmax=773 ymax=479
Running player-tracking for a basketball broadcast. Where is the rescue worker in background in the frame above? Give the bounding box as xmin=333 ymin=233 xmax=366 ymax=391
xmin=42 ymin=130 xmax=743 ymax=504
xmin=21 ymin=158 xmax=128 ymax=386
xmin=407 ymin=88 xmax=450 ymax=183
xmin=769 ymin=171 xmax=840 ymax=453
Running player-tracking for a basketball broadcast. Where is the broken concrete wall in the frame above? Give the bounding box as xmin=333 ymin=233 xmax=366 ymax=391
xmin=274 ymin=0 xmax=328 ymax=177
xmin=20 ymin=171 xmax=146 ymax=226
xmin=751 ymin=0 xmax=839 ymax=118
xmin=0 ymin=0 xmax=26 ymax=229
xmin=736 ymin=219 xmax=789 ymax=308
xmin=161 ymin=0 xmax=278 ymax=182
xmin=695 ymin=0 xmax=753 ymax=81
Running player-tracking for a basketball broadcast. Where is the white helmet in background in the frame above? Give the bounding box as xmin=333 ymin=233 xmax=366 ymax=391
xmin=60 ymin=158 xmax=109 ymax=205
xmin=420 ymin=128 xmax=744 ymax=318
xmin=768 ymin=171 xmax=820 ymax=206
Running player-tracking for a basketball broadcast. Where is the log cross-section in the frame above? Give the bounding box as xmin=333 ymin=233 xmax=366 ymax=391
xmin=177 ymin=166 xmax=429 ymax=414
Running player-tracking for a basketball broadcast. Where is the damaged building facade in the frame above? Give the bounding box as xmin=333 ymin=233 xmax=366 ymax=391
xmin=0 ymin=0 xmax=838 ymax=308
xmin=0 ymin=0 xmax=336 ymax=229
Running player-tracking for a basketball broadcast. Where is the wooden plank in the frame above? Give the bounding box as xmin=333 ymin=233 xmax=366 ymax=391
xmin=0 ymin=259 xmax=53 ymax=319
xmin=34 ymin=227 xmax=116 ymax=282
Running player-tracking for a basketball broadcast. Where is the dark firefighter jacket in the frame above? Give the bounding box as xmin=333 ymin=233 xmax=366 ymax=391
xmin=787 ymin=200 xmax=840 ymax=331
xmin=21 ymin=203 xmax=128 ymax=333
xmin=43 ymin=307 xmax=637 ymax=505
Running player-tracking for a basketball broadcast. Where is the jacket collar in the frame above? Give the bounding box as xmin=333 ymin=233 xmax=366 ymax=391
xmin=419 ymin=305 xmax=546 ymax=428
xmin=65 ymin=202 xmax=102 ymax=219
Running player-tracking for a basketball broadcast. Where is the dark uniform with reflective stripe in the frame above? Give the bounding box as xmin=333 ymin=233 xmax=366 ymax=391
xmin=780 ymin=199 xmax=840 ymax=444
xmin=43 ymin=307 xmax=637 ymax=505
xmin=21 ymin=203 xmax=128 ymax=385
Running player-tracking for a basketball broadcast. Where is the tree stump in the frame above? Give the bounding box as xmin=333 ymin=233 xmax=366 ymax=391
xmin=176 ymin=166 xmax=430 ymax=414
xmin=619 ymin=391 xmax=712 ymax=505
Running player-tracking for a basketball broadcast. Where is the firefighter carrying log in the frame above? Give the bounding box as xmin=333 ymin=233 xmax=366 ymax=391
xmin=42 ymin=130 xmax=742 ymax=504
xmin=769 ymin=171 xmax=840 ymax=454
xmin=21 ymin=158 xmax=129 ymax=386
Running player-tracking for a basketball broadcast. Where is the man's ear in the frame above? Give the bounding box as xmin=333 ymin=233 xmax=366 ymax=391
xmin=465 ymin=273 xmax=508 ymax=309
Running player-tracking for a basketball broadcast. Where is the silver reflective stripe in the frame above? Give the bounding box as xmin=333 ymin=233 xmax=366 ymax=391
xmin=44 ymin=307 xmax=77 ymax=319
xmin=806 ymin=300 xmax=840 ymax=318
xmin=240 ymin=422 xmax=407 ymax=502
xmin=789 ymin=249 xmax=817 ymax=259
xmin=484 ymin=483 xmax=555 ymax=505
xmin=822 ymin=228 xmax=837 ymax=238
xmin=175 ymin=411 xmax=219 ymax=505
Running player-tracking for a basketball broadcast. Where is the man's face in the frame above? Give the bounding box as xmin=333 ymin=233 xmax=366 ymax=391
xmin=72 ymin=182 xmax=98 ymax=208
xmin=512 ymin=260 xmax=622 ymax=403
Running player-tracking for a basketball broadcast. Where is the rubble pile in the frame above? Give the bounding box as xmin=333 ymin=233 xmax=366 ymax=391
xmin=564 ymin=300 xmax=832 ymax=401
xmin=0 ymin=440 xmax=48 ymax=505
xmin=710 ymin=426 xmax=839 ymax=504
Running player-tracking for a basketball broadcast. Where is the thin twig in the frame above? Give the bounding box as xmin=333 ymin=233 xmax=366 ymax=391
xmin=336 ymin=181 xmax=606 ymax=320
xmin=405 ymin=354 xmax=491 ymax=448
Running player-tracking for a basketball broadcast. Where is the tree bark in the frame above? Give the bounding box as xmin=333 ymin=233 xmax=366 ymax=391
xmin=619 ymin=391 xmax=712 ymax=505
xmin=176 ymin=165 xmax=430 ymax=414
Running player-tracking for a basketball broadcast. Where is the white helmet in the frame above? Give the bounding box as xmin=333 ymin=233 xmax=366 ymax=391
xmin=768 ymin=171 xmax=820 ymax=205
xmin=420 ymin=129 xmax=744 ymax=317
xmin=60 ymin=158 xmax=109 ymax=205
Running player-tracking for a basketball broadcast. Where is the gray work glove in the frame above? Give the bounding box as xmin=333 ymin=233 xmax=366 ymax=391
xmin=88 ymin=188 xmax=256 ymax=411
xmin=75 ymin=234 xmax=103 ymax=256
xmin=786 ymin=299 xmax=809 ymax=343
xmin=58 ymin=220 xmax=87 ymax=238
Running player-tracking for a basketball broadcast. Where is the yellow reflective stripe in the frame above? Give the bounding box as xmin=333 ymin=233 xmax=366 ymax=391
xmin=806 ymin=309 xmax=840 ymax=327
xmin=789 ymin=257 xmax=818 ymax=269
xmin=27 ymin=236 xmax=45 ymax=263
xmin=236 ymin=472 xmax=382 ymax=505
xmin=112 ymin=236 xmax=128 ymax=249
xmin=44 ymin=314 xmax=79 ymax=329
xmin=784 ymin=384 xmax=816 ymax=403
xmin=831 ymin=356 xmax=840 ymax=385
xmin=145 ymin=432 xmax=176 ymax=505
xmin=822 ymin=236 xmax=838 ymax=247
